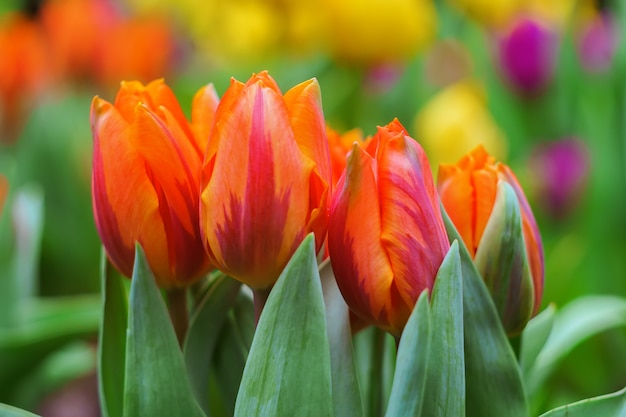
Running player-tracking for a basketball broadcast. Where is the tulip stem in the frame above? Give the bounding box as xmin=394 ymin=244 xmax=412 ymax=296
xmin=368 ymin=328 xmax=386 ymax=417
xmin=167 ymin=287 xmax=189 ymax=347
xmin=253 ymin=287 xmax=272 ymax=326
xmin=509 ymin=334 xmax=522 ymax=360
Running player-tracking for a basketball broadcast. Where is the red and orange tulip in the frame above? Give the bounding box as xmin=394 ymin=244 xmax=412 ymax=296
xmin=328 ymin=119 xmax=449 ymax=336
xmin=91 ymin=79 xmax=215 ymax=288
xmin=438 ymin=145 xmax=544 ymax=333
xmin=200 ymin=71 xmax=331 ymax=289
xmin=327 ymin=125 xmax=371 ymax=188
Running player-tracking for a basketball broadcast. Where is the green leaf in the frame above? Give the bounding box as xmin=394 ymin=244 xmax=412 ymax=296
xmin=0 ymin=403 xmax=40 ymax=417
xmin=539 ymin=386 xmax=626 ymax=417
xmin=123 ymin=245 xmax=204 ymax=417
xmin=442 ymin=206 xmax=528 ymax=417
xmin=184 ymin=274 xmax=241 ymax=414
xmin=421 ymin=241 xmax=465 ymax=417
xmin=98 ymin=249 xmax=128 ymax=417
xmin=526 ymin=296 xmax=626 ymax=396
xmin=385 ymin=290 xmax=430 ymax=417
xmin=320 ymin=260 xmax=364 ymax=417
xmin=520 ymin=304 xmax=556 ymax=376
xmin=234 ymin=234 xmax=332 ymax=417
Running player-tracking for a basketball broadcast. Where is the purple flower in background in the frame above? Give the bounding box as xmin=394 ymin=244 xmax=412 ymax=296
xmin=577 ymin=13 xmax=619 ymax=74
xmin=497 ymin=17 xmax=557 ymax=97
xmin=530 ymin=138 xmax=590 ymax=219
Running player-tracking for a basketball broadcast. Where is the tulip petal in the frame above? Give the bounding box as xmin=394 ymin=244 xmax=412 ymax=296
xmin=201 ymin=81 xmax=312 ymax=288
xmin=376 ymin=125 xmax=449 ymax=311
xmin=329 ymin=144 xmax=400 ymax=334
xmin=191 ymin=83 xmax=219 ymax=154
xmin=91 ymin=97 xmax=170 ymax=282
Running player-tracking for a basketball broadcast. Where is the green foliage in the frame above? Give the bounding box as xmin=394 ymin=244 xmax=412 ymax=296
xmin=234 ymin=234 xmax=332 ymax=417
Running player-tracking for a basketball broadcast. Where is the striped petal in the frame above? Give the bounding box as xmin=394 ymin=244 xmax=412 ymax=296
xmin=376 ymin=122 xmax=448 ymax=311
xmin=201 ymin=78 xmax=313 ymax=289
xmin=328 ymin=144 xmax=398 ymax=333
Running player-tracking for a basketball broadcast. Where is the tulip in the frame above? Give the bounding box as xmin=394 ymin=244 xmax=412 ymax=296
xmin=438 ymin=146 xmax=544 ymax=334
xmin=497 ymin=17 xmax=557 ymax=97
xmin=414 ymin=80 xmax=507 ymax=171
xmin=328 ymin=119 xmax=449 ymax=336
xmin=0 ymin=175 xmax=7 ymax=215
xmin=200 ymin=71 xmax=331 ymax=290
xmin=576 ymin=13 xmax=619 ymax=74
xmin=91 ymin=79 xmax=215 ymax=288
xmin=323 ymin=0 xmax=437 ymax=65
xmin=529 ymin=138 xmax=590 ymax=219
xmin=327 ymin=125 xmax=371 ymax=188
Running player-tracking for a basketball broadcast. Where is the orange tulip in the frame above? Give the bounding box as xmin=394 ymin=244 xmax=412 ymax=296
xmin=327 ymin=125 xmax=371 ymax=188
xmin=91 ymin=79 xmax=216 ymax=287
xmin=438 ymin=145 xmax=544 ymax=333
xmin=328 ymin=119 xmax=449 ymax=336
xmin=200 ymin=71 xmax=331 ymax=289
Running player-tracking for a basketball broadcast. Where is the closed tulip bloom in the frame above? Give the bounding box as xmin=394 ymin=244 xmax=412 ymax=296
xmin=438 ymin=146 xmax=544 ymax=333
xmin=91 ymin=79 xmax=216 ymax=288
xmin=328 ymin=119 xmax=449 ymax=336
xmin=200 ymin=71 xmax=331 ymax=289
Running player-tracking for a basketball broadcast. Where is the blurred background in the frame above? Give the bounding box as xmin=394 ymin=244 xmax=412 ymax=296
xmin=0 ymin=0 xmax=624 ymax=415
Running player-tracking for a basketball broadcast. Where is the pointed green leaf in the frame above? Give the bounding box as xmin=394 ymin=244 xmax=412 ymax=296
xmin=123 ymin=245 xmax=204 ymax=417
xmin=526 ymin=296 xmax=626 ymax=396
xmin=234 ymin=234 xmax=332 ymax=417
xmin=443 ymin=206 xmax=528 ymax=417
xmin=0 ymin=403 xmax=40 ymax=417
xmin=421 ymin=241 xmax=465 ymax=417
xmin=520 ymin=304 xmax=556 ymax=376
xmin=98 ymin=249 xmax=128 ymax=417
xmin=320 ymin=260 xmax=364 ymax=417
xmin=539 ymin=386 xmax=626 ymax=417
xmin=385 ymin=290 xmax=430 ymax=417
xmin=184 ymin=274 xmax=241 ymax=414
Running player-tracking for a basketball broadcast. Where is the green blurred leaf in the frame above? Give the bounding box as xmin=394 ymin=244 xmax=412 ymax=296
xmin=123 ymin=245 xmax=204 ymax=417
xmin=234 ymin=234 xmax=332 ymax=417
xmin=421 ymin=241 xmax=465 ymax=417
xmin=539 ymin=386 xmax=626 ymax=417
xmin=0 ymin=295 xmax=99 ymax=398
xmin=320 ymin=260 xmax=363 ymax=417
xmin=442 ymin=206 xmax=528 ymax=417
xmin=520 ymin=304 xmax=556 ymax=376
xmin=184 ymin=274 xmax=241 ymax=414
xmin=526 ymin=296 xmax=626 ymax=396
xmin=0 ymin=403 xmax=40 ymax=417
xmin=385 ymin=290 xmax=430 ymax=417
xmin=98 ymin=249 xmax=128 ymax=417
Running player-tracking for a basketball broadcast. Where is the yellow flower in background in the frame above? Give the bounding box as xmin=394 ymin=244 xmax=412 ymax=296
xmin=447 ymin=0 xmax=522 ymax=28
xmin=448 ymin=0 xmax=596 ymax=29
xmin=414 ymin=80 xmax=507 ymax=171
xmin=323 ymin=0 xmax=437 ymax=65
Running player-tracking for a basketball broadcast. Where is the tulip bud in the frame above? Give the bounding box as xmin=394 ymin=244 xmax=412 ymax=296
xmin=200 ymin=71 xmax=331 ymax=290
xmin=327 ymin=125 xmax=371 ymax=188
xmin=328 ymin=119 xmax=449 ymax=337
xmin=91 ymin=79 xmax=215 ymax=288
xmin=497 ymin=17 xmax=557 ymax=97
xmin=438 ymin=146 xmax=544 ymax=334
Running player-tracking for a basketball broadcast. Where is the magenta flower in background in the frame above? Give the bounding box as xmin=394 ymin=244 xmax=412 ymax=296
xmin=530 ymin=138 xmax=590 ymax=219
xmin=497 ymin=17 xmax=557 ymax=97
xmin=577 ymin=13 xmax=619 ymax=74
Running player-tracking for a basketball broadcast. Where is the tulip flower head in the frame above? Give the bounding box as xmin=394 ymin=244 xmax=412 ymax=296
xmin=200 ymin=71 xmax=331 ymax=290
xmin=438 ymin=146 xmax=544 ymax=334
xmin=328 ymin=119 xmax=449 ymax=337
xmin=497 ymin=17 xmax=557 ymax=97
xmin=91 ymin=79 xmax=215 ymax=288
xmin=576 ymin=13 xmax=619 ymax=74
